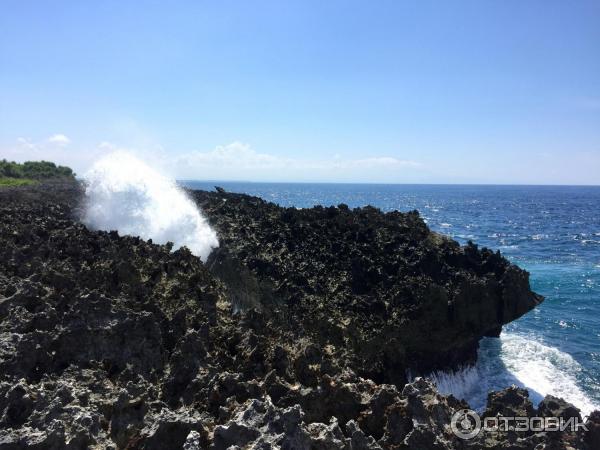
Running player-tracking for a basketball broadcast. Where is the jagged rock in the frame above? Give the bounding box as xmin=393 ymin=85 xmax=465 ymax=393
xmin=584 ymin=411 xmax=600 ymax=449
xmin=137 ymin=408 xmax=207 ymax=450
xmin=378 ymin=403 xmax=413 ymax=448
xmin=537 ymin=395 xmax=581 ymax=421
xmin=484 ymin=385 xmax=535 ymax=419
xmin=399 ymin=378 xmax=457 ymax=449
xmin=194 ymin=189 xmax=544 ymax=382
xmin=345 ymin=420 xmax=381 ymax=449
xmin=212 ymin=397 xmax=380 ymax=450
xmin=212 ymin=397 xmax=310 ymax=449
xmin=0 ymin=181 xmax=596 ymax=449
xmin=183 ymin=430 xmax=203 ymax=450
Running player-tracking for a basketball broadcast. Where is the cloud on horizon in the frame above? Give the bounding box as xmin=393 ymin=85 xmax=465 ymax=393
xmin=171 ymin=142 xmax=421 ymax=182
xmin=3 ymin=135 xmax=599 ymax=184
xmin=2 ymin=134 xmax=105 ymax=176
xmin=2 ymin=137 xmax=423 ymax=183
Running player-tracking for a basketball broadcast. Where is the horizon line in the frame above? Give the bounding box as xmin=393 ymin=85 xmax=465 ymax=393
xmin=177 ymin=179 xmax=600 ymax=188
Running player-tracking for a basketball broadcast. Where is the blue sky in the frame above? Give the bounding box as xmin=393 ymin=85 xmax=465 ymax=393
xmin=1 ymin=0 xmax=599 ymax=184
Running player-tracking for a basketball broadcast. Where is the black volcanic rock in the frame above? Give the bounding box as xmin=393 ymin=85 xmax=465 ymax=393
xmin=0 ymin=181 xmax=594 ymax=449
xmin=537 ymin=395 xmax=582 ymax=421
xmin=191 ymin=189 xmax=543 ymax=381
xmin=484 ymin=386 xmax=536 ymax=419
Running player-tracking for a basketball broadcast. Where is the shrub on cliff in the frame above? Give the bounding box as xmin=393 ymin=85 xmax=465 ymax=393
xmin=0 ymin=159 xmax=75 ymax=180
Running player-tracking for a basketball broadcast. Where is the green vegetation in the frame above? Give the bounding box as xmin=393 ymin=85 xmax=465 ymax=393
xmin=0 ymin=160 xmax=75 ymax=182
xmin=0 ymin=177 xmax=37 ymax=187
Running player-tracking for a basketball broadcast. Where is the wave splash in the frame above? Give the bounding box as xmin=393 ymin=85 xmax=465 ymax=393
xmin=427 ymin=332 xmax=599 ymax=416
xmin=82 ymin=152 xmax=218 ymax=261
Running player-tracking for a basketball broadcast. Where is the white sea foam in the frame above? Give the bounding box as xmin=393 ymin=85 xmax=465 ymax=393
xmin=427 ymin=333 xmax=599 ymax=416
xmin=82 ymin=151 xmax=218 ymax=261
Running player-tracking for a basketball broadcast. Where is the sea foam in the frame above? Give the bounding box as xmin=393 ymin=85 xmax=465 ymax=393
xmin=82 ymin=151 xmax=218 ymax=261
xmin=427 ymin=332 xmax=599 ymax=417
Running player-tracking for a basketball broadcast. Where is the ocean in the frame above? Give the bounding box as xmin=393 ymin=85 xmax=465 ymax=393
xmin=181 ymin=181 xmax=600 ymax=416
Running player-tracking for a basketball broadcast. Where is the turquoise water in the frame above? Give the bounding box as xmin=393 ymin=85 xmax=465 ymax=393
xmin=182 ymin=181 xmax=600 ymax=415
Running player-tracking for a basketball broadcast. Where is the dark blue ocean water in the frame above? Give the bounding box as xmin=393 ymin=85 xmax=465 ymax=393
xmin=182 ymin=181 xmax=600 ymax=414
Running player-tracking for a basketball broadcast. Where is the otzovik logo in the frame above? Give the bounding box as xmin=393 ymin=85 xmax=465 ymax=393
xmin=450 ymin=409 xmax=589 ymax=439
xmin=451 ymin=409 xmax=482 ymax=439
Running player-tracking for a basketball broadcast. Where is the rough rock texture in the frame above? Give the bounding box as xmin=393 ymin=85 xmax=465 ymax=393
xmin=0 ymin=182 xmax=220 ymax=448
xmin=193 ymin=188 xmax=543 ymax=382
xmin=0 ymin=182 xmax=596 ymax=449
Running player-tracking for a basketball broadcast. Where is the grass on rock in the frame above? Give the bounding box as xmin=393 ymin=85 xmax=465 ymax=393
xmin=0 ymin=177 xmax=38 ymax=187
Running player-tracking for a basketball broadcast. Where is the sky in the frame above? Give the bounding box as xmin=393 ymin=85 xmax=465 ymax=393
xmin=1 ymin=0 xmax=599 ymax=184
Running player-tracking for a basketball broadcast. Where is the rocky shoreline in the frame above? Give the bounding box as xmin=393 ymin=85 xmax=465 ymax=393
xmin=0 ymin=181 xmax=598 ymax=449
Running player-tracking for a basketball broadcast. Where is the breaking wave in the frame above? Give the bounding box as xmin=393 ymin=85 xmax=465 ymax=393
xmin=82 ymin=152 xmax=218 ymax=261
xmin=428 ymin=332 xmax=599 ymax=417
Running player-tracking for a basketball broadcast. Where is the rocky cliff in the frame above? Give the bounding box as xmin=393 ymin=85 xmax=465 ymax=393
xmin=0 ymin=181 xmax=597 ymax=449
xmin=192 ymin=188 xmax=542 ymax=382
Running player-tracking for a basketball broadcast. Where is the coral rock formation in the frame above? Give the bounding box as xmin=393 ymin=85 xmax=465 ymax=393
xmin=0 ymin=182 xmax=595 ymax=449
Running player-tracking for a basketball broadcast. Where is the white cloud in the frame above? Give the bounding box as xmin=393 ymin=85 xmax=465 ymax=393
xmin=1 ymin=134 xmax=98 ymax=176
xmin=47 ymin=134 xmax=71 ymax=146
xmin=175 ymin=142 xmax=286 ymax=170
xmin=331 ymin=156 xmax=420 ymax=169
xmin=171 ymin=142 xmax=422 ymax=182
xmin=173 ymin=142 xmax=422 ymax=172
xmin=16 ymin=137 xmax=37 ymax=151
xmin=9 ymin=134 xmax=71 ymax=157
xmin=2 ymin=137 xmax=424 ymax=183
